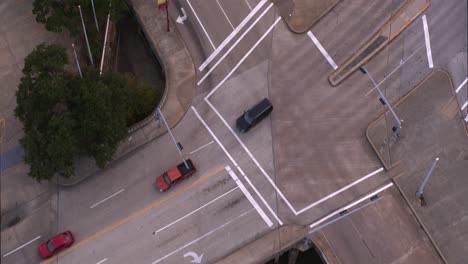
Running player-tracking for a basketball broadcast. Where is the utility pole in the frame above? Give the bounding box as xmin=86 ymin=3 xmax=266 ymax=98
xmin=416 ymin=157 xmax=440 ymax=206
xmin=71 ymin=43 xmax=82 ymax=78
xmin=90 ymin=0 xmax=99 ymax=32
xmin=157 ymin=108 xmax=189 ymax=169
xmin=360 ymin=66 xmax=402 ymax=142
xmin=78 ymin=5 xmax=94 ymax=65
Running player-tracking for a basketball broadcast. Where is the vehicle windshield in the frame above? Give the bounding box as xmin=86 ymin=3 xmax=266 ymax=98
xmin=163 ymin=173 xmax=172 ymax=186
xmin=244 ymin=112 xmax=254 ymax=124
xmin=63 ymin=233 xmax=70 ymax=242
xmin=46 ymin=241 xmax=55 ymax=252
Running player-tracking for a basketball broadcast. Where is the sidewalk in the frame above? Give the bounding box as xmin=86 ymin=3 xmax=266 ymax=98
xmin=274 ymin=0 xmax=339 ymax=33
xmin=367 ymin=70 xmax=468 ymax=263
xmin=58 ymin=1 xmax=195 ymax=186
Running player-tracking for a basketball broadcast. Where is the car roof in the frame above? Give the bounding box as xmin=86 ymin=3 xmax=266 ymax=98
xmin=248 ymin=98 xmax=272 ymax=117
xmin=50 ymin=234 xmax=66 ymax=247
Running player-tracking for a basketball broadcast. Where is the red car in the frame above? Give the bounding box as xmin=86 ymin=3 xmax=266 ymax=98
xmin=39 ymin=231 xmax=74 ymax=259
xmin=156 ymin=159 xmax=196 ymax=192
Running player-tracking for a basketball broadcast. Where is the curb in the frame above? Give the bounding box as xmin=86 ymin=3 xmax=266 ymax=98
xmin=366 ymin=69 xmax=459 ymax=264
xmin=58 ymin=2 xmax=195 ymax=187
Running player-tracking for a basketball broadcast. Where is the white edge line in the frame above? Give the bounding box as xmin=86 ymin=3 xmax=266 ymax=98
xmin=422 ymin=15 xmax=434 ymax=68
xmin=296 ymin=167 xmax=384 ymax=214
xmin=152 ymin=209 xmax=254 ymax=264
xmin=307 ymin=31 xmax=338 ymax=70
xmin=204 ymin=16 xmax=282 ymax=98
xmin=215 ymin=0 xmax=234 ymax=29
xmin=191 ymin=106 xmax=240 ymax=169
xmin=3 ymin=236 xmax=41 ymax=257
xmin=186 ymin=0 xmax=216 ymax=50
xmin=198 ymin=3 xmax=274 ymax=85
xmin=226 ymin=166 xmax=273 ymax=227
xmin=90 ymin=189 xmax=125 ymax=209
xmin=365 ymin=44 xmax=424 ymax=96
xmin=204 ymin=100 xmax=298 ymax=215
xmin=455 ymin=77 xmax=468 ymax=93
xmin=96 ymin=258 xmax=108 ymax=264
xmin=154 ymin=187 xmax=239 ymax=234
xmin=199 ymin=0 xmax=268 ymax=71
xmin=461 ymin=101 xmax=468 ymax=111
xmin=189 ymin=140 xmax=214 ymax=155
xmin=244 ymin=175 xmax=283 ymax=225
xmin=309 ymin=182 xmax=393 ymax=229
xmin=244 ymin=0 xmax=252 ymax=10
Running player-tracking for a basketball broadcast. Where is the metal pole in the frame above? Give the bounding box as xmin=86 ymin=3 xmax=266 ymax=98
xmin=416 ymin=157 xmax=440 ymax=200
xmin=90 ymin=0 xmax=99 ymax=32
xmin=166 ymin=0 xmax=170 ymax=32
xmin=78 ymin=5 xmax=94 ymax=66
xmin=99 ymin=12 xmax=111 ymax=76
xmin=157 ymin=108 xmax=189 ymax=169
xmin=72 ymin=43 xmax=82 ymax=78
xmin=361 ymin=66 xmax=401 ymax=138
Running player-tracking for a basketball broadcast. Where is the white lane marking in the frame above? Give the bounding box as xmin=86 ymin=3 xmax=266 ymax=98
xmin=204 ymin=16 xmax=282 ymax=97
xmin=215 ymin=0 xmax=234 ymax=29
xmin=2 ymin=236 xmax=41 ymax=257
xmin=365 ymin=44 xmax=424 ymax=96
xmin=198 ymin=3 xmax=274 ymax=85
xmin=191 ymin=106 xmax=244 ymax=176
xmin=309 ymin=182 xmax=394 ymax=229
xmin=465 ymin=115 xmax=468 ymax=122
xmin=422 ymin=15 xmax=434 ymax=68
xmin=186 ymin=0 xmax=216 ymax=50
xmin=362 ymin=0 xmax=378 ymax=15
xmin=226 ymin=166 xmax=273 ymax=227
xmin=296 ymin=168 xmax=384 ymax=214
xmin=96 ymin=258 xmax=108 ymax=264
xmin=203 ymin=99 xmax=298 ymax=215
xmin=455 ymin=77 xmax=468 ymax=93
xmin=153 ymin=187 xmax=239 ymax=234
xmin=307 ymin=31 xmax=338 ymax=70
xmin=461 ymin=101 xmax=468 ymax=111
xmin=189 ymin=140 xmax=214 ymax=155
xmin=309 ymin=196 xmax=383 ymax=234
xmin=244 ymin=175 xmax=283 ymax=225
xmin=152 ymin=209 xmax=254 ymax=264
xmin=199 ymin=0 xmax=269 ymax=71
xmin=244 ymin=0 xmax=252 ymax=10
xmin=90 ymin=189 xmax=125 ymax=209
xmin=192 ymin=107 xmax=282 ymax=225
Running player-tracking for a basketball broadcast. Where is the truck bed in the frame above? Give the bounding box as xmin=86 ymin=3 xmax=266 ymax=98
xmin=177 ymin=159 xmax=195 ymax=176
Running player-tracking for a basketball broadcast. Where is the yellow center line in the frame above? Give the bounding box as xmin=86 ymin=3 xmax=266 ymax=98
xmin=41 ymin=165 xmax=225 ymax=264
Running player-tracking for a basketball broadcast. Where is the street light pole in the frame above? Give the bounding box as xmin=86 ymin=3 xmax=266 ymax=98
xmin=71 ymin=43 xmax=82 ymax=78
xmin=156 ymin=108 xmax=189 ymax=169
xmin=416 ymin=157 xmax=440 ymax=206
xmin=360 ymin=66 xmax=401 ymax=141
xmin=90 ymin=0 xmax=99 ymax=32
xmin=78 ymin=5 xmax=94 ymax=66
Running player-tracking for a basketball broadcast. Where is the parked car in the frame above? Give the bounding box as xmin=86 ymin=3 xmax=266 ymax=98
xmin=156 ymin=159 xmax=197 ymax=192
xmin=236 ymin=98 xmax=273 ymax=133
xmin=39 ymin=231 xmax=74 ymax=259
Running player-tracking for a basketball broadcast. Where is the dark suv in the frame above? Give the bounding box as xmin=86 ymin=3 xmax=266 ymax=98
xmin=236 ymin=98 xmax=273 ymax=133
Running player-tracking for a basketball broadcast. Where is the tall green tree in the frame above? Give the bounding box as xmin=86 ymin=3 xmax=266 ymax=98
xmin=16 ymin=43 xmax=159 ymax=181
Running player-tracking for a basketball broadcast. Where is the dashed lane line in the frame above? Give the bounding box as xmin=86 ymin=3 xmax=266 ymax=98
xmin=40 ymin=166 xmax=225 ymax=264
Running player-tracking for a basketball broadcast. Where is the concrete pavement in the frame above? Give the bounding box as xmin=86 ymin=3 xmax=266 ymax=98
xmin=367 ymin=70 xmax=468 ymax=263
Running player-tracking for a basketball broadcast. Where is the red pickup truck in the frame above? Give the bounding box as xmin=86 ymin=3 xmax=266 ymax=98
xmin=156 ymin=159 xmax=196 ymax=192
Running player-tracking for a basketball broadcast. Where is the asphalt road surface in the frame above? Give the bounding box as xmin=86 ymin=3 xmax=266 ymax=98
xmin=1 ymin=0 xmax=466 ymax=263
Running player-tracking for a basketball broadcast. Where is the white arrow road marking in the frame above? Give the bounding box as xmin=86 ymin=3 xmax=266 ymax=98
xmin=151 ymin=209 xmax=254 ymax=264
xmin=184 ymin=252 xmax=204 ymax=263
xmin=176 ymin=8 xmax=187 ymax=24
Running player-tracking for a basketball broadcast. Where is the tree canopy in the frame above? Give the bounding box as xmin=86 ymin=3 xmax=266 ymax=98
xmin=16 ymin=44 xmax=160 ymax=181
